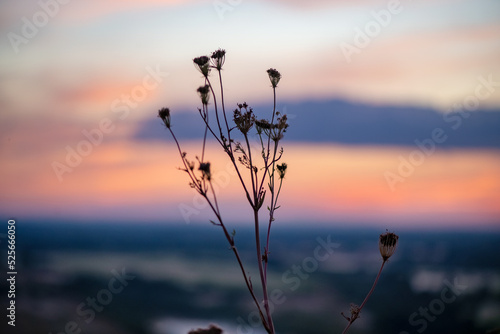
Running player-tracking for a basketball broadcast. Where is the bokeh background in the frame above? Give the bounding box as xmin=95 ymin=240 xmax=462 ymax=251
xmin=0 ymin=0 xmax=499 ymax=333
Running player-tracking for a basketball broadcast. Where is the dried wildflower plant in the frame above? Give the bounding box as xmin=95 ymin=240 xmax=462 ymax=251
xmin=158 ymin=49 xmax=398 ymax=334
xmin=341 ymin=230 xmax=399 ymax=333
xmin=158 ymin=49 xmax=287 ymax=334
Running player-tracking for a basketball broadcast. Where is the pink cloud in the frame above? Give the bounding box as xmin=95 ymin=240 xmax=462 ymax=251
xmin=324 ymin=22 xmax=500 ymax=107
xmin=264 ymin=0 xmax=448 ymax=10
xmin=0 ymin=0 xmax=200 ymax=28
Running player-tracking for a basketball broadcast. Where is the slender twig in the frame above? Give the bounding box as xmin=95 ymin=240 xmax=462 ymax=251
xmin=168 ymin=126 xmax=263 ymax=320
xmin=264 ymin=176 xmax=283 ymax=280
xmin=207 ymin=70 xmax=274 ymax=333
xmin=177 ymin=159 xmax=269 ymax=333
xmin=168 ymin=128 xmax=198 ymax=185
xmin=263 ymin=143 xmax=279 ymax=278
xmin=218 ymin=70 xmax=231 ymax=139
xmin=199 ymin=80 xmax=253 ymax=205
xmin=205 ymin=77 xmax=224 ymax=140
xmin=341 ymin=260 xmax=387 ymax=334
xmin=253 ymin=208 xmax=275 ymax=333
xmin=260 ymin=88 xmax=281 ymax=281
xmin=201 ymin=103 xmax=208 ymax=163
xmin=244 ymin=128 xmax=274 ymax=332
xmin=198 ymin=108 xmax=225 ymax=148
xmin=205 ymin=195 xmax=269 ymax=332
xmin=265 ymin=87 xmax=277 ymax=164
xmin=207 ymin=179 xmax=220 ymax=217
xmin=258 ymin=87 xmax=278 ymax=198
xmin=244 ymin=133 xmax=257 ymax=201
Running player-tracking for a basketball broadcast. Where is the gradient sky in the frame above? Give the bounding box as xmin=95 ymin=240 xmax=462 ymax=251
xmin=1 ymin=0 xmax=499 ymax=229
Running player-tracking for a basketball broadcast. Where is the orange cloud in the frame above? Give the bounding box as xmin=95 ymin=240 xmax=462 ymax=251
xmin=0 ymin=0 xmax=197 ymax=33
xmin=2 ymin=130 xmax=498 ymax=229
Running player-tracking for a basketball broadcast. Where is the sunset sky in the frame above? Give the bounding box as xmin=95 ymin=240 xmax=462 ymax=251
xmin=1 ymin=0 xmax=499 ymax=230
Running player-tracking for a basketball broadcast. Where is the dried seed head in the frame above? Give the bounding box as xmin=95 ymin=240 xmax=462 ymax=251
xmin=276 ymin=114 xmax=288 ymax=130
xmin=197 ymin=85 xmax=210 ymax=105
xmin=233 ymin=104 xmax=255 ymax=134
xmin=341 ymin=303 xmax=361 ymax=322
xmin=198 ymin=162 xmax=211 ymax=181
xmin=277 ymin=163 xmax=287 ymax=179
xmin=210 ymin=48 xmax=226 ymax=70
xmin=193 ymin=56 xmax=210 ymax=77
xmin=270 ymin=114 xmax=288 ymax=142
xmin=255 ymin=119 xmax=271 ymax=130
xmin=379 ymin=230 xmax=399 ymax=261
xmin=158 ymin=107 xmax=171 ymax=128
xmin=267 ymin=68 xmax=281 ymax=88
xmin=193 ymin=55 xmax=209 ymax=67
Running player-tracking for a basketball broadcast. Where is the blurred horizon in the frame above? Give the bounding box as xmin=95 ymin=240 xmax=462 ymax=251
xmin=2 ymin=221 xmax=499 ymax=334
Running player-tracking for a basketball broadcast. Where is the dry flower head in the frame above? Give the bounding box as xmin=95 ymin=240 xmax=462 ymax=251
xmin=158 ymin=107 xmax=171 ymax=128
xmin=379 ymin=231 xmax=399 ymax=261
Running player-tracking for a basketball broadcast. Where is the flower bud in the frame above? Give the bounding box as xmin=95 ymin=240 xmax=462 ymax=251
xmin=379 ymin=231 xmax=399 ymax=261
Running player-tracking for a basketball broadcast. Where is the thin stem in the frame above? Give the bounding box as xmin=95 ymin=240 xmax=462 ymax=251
xmin=166 ymin=126 xmax=266 ymax=325
xmin=197 ymin=95 xmax=253 ymax=205
xmin=244 ymin=133 xmax=257 ymax=202
xmin=359 ymin=260 xmax=386 ymax=310
xmin=208 ymin=179 xmax=220 ymax=217
xmin=341 ymin=260 xmax=387 ymax=334
xmin=201 ymin=104 xmax=208 ymax=163
xmin=206 ymin=77 xmax=224 ymax=140
xmin=168 ymin=128 xmax=198 ymax=185
xmin=216 ymin=68 xmax=249 ymax=201
xmin=258 ymin=87 xmax=278 ymax=196
xmin=263 ymin=143 xmax=278 ymax=277
xmin=206 ymin=197 xmax=269 ymax=332
xmin=218 ymin=70 xmax=231 ymax=139
xmin=206 ymin=76 xmax=253 ymax=206
xmin=197 ymin=182 xmax=274 ymax=333
xmin=264 ymin=177 xmax=283 ymax=280
xmin=198 ymin=108 xmax=225 ymax=148
xmin=254 ymin=209 xmax=275 ymax=334
xmin=265 ymin=87 xmax=277 ymax=164
xmin=230 ymin=153 xmax=254 ymax=207
xmin=246 ymin=129 xmax=273 ymax=332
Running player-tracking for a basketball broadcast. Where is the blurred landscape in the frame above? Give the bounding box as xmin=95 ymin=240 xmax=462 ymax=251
xmin=1 ymin=221 xmax=499 ymax=334
xmin=1 ymin=1 xmax=499 ymax=333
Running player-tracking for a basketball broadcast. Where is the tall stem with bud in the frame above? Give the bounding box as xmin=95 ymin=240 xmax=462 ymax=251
xmin=341 ymin=231 xmax=399 ymax=334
